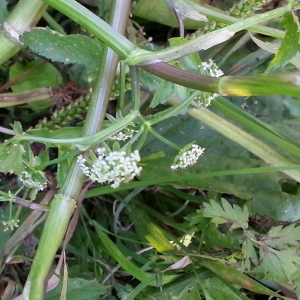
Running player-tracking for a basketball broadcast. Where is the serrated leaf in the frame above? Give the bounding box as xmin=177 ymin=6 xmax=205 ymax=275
xmin=150 ymin=80 xmax=174 ymax=107
xmin=257 ymin=248 xmax=298 ymax=282
xmin=0 ymin=144 xmax=24 ymax=174
xmin=242 ymin=237 xmax=258 ymax=271
xmin=20 ymin=28 xmax=102 ymax=73
xmin=203 ymin=198 xmax=249 ymax=230
xmin=261 ymin=224 xmax=300 ymax=250
xmin=266 ymin=11 xmax=300 ymax=73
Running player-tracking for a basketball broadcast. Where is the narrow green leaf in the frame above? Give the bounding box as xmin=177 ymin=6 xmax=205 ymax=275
xmin=91 ymin=221 xmax=150 ymax=282
xmin=199 ymin=258 xmax=286 ymax=299
xmin=128 ymin=205 xmax=174 ymax=252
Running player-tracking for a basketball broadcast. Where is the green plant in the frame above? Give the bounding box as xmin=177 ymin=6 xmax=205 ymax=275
xmin=1 ymin=0 xmax=300 ymax=299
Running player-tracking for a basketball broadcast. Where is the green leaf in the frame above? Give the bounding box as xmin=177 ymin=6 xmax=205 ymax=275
xmin=284 ymin=99 xmax=300 ymax=118
xmin=178 ymin=279 xmax=201 ymax=300
xmin=242 ymin=236 xmax=258 ymax=271
xmin=150 ymin=80 xmax=173 ymax=107
xmin=203 ymin=199 xmax=249 ymax=230
xmin=261 ymin=224 xmax=300 ymax=250
xmin=45 ymin=278 xmax=108 ymax=300
xmin=0 ymin=144 xmax=24 ymax=174
xmin=128 ymin=205 xmax=174 ymax=252
xmin=0 ymin=0 xmax=9 ymax=22
xmin=20 ymin=28 xmax=102 ymax=74
xmin=9 ymin=59 xmax=62 ymax=93
xmin=201 ymin=277 xmax=250 ymax=300
xmin=138 ymin=113 xmax=300 ymax=223
xmin=199 ymin=258 xmax=286 ymax=299
xmin=266 ymin=11 xmax=300 ymax=73
xmin=257 ymin=248 xmax=298 ymax=282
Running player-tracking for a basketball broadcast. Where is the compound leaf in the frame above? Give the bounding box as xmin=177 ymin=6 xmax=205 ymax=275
xmin=203 ymin=198 xmax=249 ymax=230
xmin=261 ymin=224 xmax=300 ymax=250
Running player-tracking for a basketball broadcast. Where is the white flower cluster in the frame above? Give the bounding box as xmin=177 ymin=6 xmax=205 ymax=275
xmin=195 ymin=59 xmax=223 ymax=107
xmin=201 ymin=59 xmax=224 ymax=77
xmin=19 ymin=168 xmax=47 ymax=191
xmin=2 ymin=219 xmax=20 ymax=231
xmin=78 ymin=148 xmax=142 ymax=188
xmin=171 ymin=144 xmax=205 ymax=170
xmin=107 ymin=128 xmax=137 ymax=142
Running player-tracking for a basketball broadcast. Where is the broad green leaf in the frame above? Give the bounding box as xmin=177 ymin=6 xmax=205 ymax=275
xmin=178 ymin=280 xmax=201 ymax=300
xmin=138 ymin=112 xmax=300 ymax=222
xmin=45 ymin=278 xmax=107 ymax=300
xmin=150 ymin=80 xmax=174 ymax=107
xmin=203 ymin=199 xmax=249 ymax=230
xmin=266 ymin=12 xmax=300 ymax=73
xmin=9 ymin=60 xmax=62 ymax=93
xmin=20 ymin=28 xmax=102 ymax=76
xmin=0 ymin=144 xmax=24 ymax=174
xmin=261 ymin=224 xmax=300 ymax=250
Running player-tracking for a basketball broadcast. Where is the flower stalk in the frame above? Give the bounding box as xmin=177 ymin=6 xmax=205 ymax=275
xmin=23 ymin=1 xmax=132 ymax=299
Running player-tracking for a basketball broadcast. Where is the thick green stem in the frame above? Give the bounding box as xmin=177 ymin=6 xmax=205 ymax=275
xmin=142 ymin=62 xmax=300 ymax=97
xmin=23 ymin=1 xmax=132 ymax=299
xmin=23 ymin=194 xmax=77 ymax=300
xmin=0 ymin=0 xmax=48 ymax=65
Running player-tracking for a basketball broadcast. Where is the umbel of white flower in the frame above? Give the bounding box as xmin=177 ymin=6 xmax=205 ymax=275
xmin=196 ymin=59 xmax=224 ymax=107
xmin=18 ymin=167 xmax=47 ymax=191
xmin=78 ymin=148 xmax=142 ymax=188
xmin=171 ymin=144 xmax=205 ymax=170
